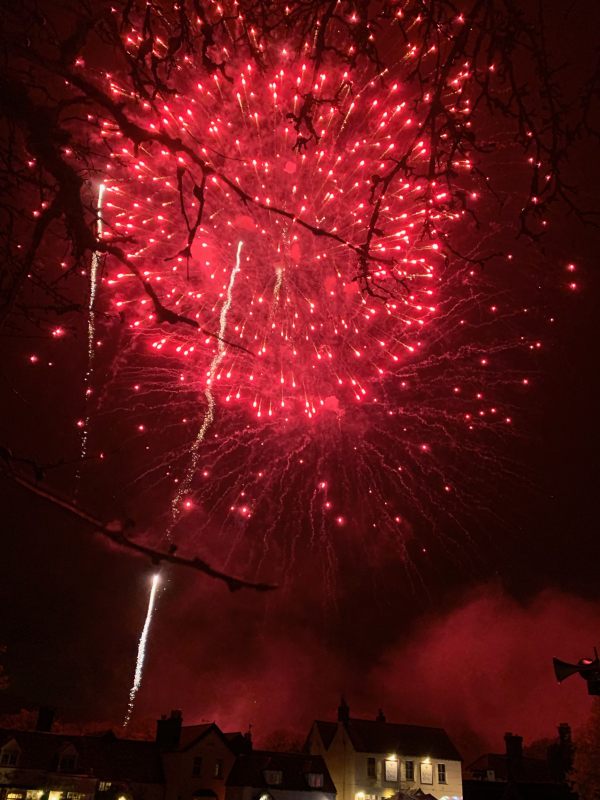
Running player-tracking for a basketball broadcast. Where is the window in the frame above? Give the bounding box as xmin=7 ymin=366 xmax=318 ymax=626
xmin=214 ymin=759 xmax=224 ymax=779
xmin=1 ymin=740 xmax=20 ymax=767
xmin=367 ymin=758 xmax=376 ymax=778
xmin=192 ymin=757 xmax=203 ymax=777
xmin=306 ymin=773 xmax=324 ymax=788
xmin=263 ymin=770 xmax=283 ymax=786
xmin=1 ymin=749 xmax=19 ymax=766
xmin=420 ymin=763 xmax=433 ymax=785
xmin=405 ymin=762 xmax=414 ymax=782
xmin=437 ymin=764 xmax=446 ymax=784
xmin=98 ymin=784 xmax=112 ymax=793
xmin=384 ymin=760 xmax=398 ymax=782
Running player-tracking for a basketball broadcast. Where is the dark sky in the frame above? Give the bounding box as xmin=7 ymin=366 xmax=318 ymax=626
xmin=1 ymin=0 xmax=600 ymax=767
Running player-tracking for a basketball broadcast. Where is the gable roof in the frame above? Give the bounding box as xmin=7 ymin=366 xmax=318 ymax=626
xmin=178 ymin=724 xmax=215 ymax=749
xmin=312 ymin=722 xmax=337 ymax=750
xmin=176 ymin=723 xmax=248 ymax=755
xmin=0 ymin=729 xmax=163 ymax=783
xmin=313 ymin=718 xmax=461 ymax=761
xmin=226 ymin=751 xmax=336 ymax=794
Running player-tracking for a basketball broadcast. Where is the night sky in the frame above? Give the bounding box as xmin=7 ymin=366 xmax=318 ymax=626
xmin=1 ymin=0 xmax=600 ymax=767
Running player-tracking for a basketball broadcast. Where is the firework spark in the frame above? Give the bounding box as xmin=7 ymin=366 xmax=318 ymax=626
xmin=79 ymin=182 xmax=106 ymax=467
xmin=123 ymin=572 xmax=161 ymax=728
xmin=168 ymin=240 xmax=244 ymax=533
xmin=90 ymin=42 xmax=539 ymax=578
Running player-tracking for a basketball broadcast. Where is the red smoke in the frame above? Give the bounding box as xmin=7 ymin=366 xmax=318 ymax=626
xmin=137 ymin=582 xmax=598 ymax=761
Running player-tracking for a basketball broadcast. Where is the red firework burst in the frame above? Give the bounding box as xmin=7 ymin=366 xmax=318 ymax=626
xmin=101 ymin=53 xmax=471 ymax=418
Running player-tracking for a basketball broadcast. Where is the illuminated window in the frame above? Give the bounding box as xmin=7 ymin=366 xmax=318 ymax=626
xmin=6 ymin=793 xmax=25 ymax=800
xmin=263 ymin=770 xmax=282 ymax=786
xmin=98 ymin=784 xmax=112 ymax=793
xmin=306 ymin=773 xmax=324 ymax=788
xmin=437 ymin=764 xmax=446 ymax=784
xmin=367 ymin=757 xmax=376 ymax=778
xmin=405 ymin=762 xmax=414 ymax=782
xmin=420 ymin=763 xmax=433 ymax=785
xmin=192 ymin=757 xmax=203 ymax=777
xmin=214 ymin=759 xmax=224 ymax=779
xmin=384 ymin=760 xmax=398 ymax=782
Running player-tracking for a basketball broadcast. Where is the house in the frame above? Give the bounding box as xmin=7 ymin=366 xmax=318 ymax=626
xmin=463 ymin=728 xmax=575 ymax=800
xmin=226 ymin=750 xmax=336 ymax=800
xmin=306 ymin=700 xmax=462 ymax=800
xmin=0 ymin=710 xmax=164 ymax=800
xmin=156 ymin=710 xmax=251 ymax=800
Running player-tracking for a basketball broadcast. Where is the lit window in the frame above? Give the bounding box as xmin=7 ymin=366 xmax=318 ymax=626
xmin=367 ymin=758 xmax=376 ymax=778
xmin=405 ymin=762 xmax=414 ymax=782
xmin=437 ymin=764 xmax=446 ymax=784
xmin=98 ymin=784 xmax=112 ymax=793
xmin=420 ymin=763 xmax=433 ymax=785
xmin=306 ymin=773 xmax=324 ymax=788
xmin=192 ymin=757 xmax=203 ymax=777
xmin=263 ymin=770 xmax=283 ymax=786
xmin=214 ymin=759 xmax=224 ymax=779
xmin=384 ymin=760 xmax=398 ymax=782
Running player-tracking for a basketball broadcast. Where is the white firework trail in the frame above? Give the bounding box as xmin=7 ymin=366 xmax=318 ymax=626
xmin=79 ymin=182 xmax=106 ymax=466
xmin=168 ymin=240 xmax=244 ymax=533
xmin=123 ymin=572 xmax=161 ymax=729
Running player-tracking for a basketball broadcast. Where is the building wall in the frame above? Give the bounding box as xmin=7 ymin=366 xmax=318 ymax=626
xmin=162 ymin=729 xmax=236 ymax=800
xmin=308 ymin=725 xmax=462 ymax=800
xmin=0 ymin=767 xmax=97 ymax=800
xmin=0 ymin=768 xmax=164 ymax=800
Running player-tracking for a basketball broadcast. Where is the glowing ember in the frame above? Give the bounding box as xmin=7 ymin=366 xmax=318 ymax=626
xmin=102 ymin=57 xmax=447 ymax=418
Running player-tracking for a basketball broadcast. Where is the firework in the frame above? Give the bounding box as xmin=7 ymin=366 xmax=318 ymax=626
xmin=123 ymin=572 xmax=161 ymax=728
xmin=79 ymin=182 xmax=106 ymax=468
xmin=89 ymin=42 xmax=536 ymax=576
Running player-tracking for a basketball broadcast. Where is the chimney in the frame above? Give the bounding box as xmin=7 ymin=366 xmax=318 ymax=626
xmin=558 ymin=723 xmax=571 ymax=745
xmin=244 ymin=725 xmax=253 ymax=749
xmin=36 ymin=707 xmax=55 ymax=732
xmin=551 ymin=723 xmax=573 ymax=778
xmin=337 ymin=696 xmax=350 ymax=724
xmin=156 ymin=709 xmax=183 ymax=749
xmin=504 ymin=732 xmax=523 ymax=779
xmin=376 ymin=709 xmax=386 ymax=723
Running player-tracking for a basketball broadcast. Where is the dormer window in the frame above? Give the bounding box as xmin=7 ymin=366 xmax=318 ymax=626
xmin=1 ymin=740 xmax=21 ymax=767
xmin=306 ymin=773 xmax=324 ymax=788
xmin=263 ymin=770 xmax=283 ymax=786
